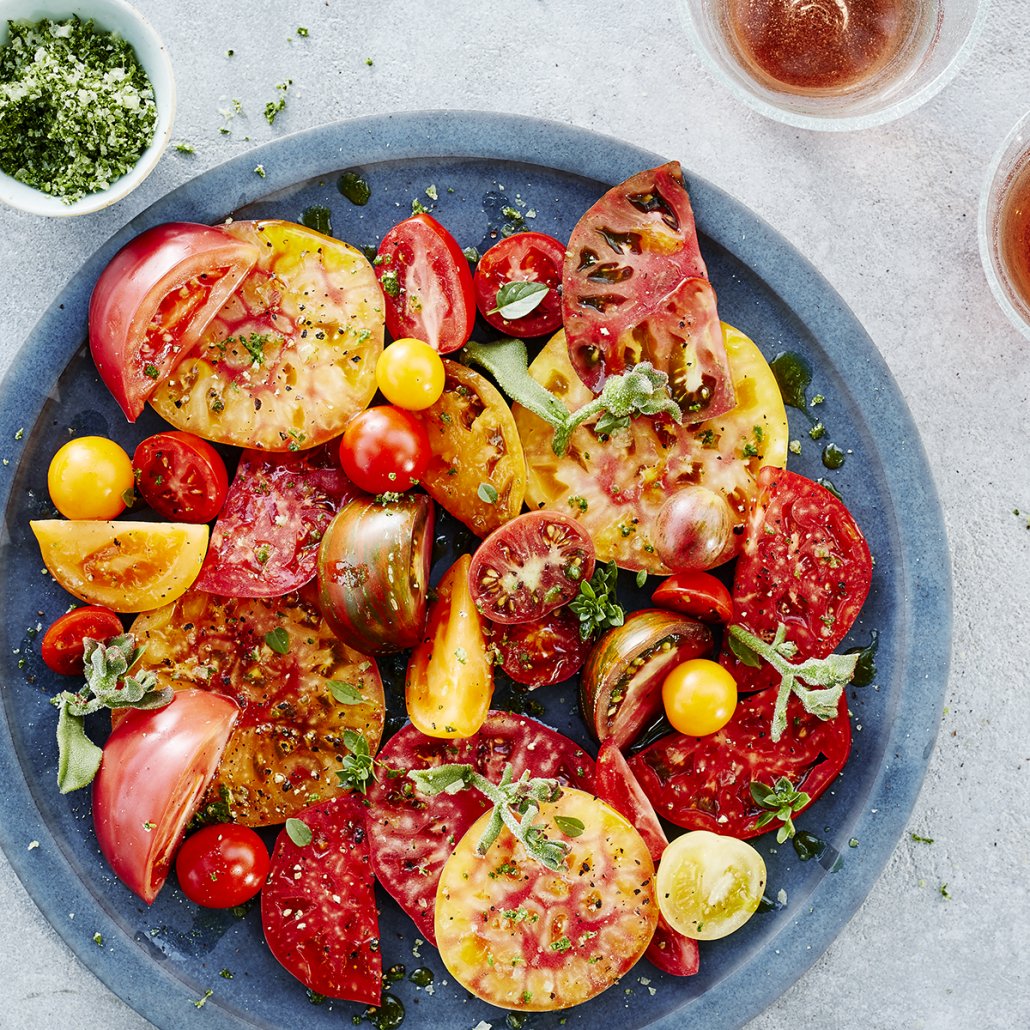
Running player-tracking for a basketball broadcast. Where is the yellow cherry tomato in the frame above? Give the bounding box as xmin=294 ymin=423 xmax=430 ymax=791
xmin=375 ymin=337 xmax=446 ymax=410
xmin=656 ymin=830 xmax=766 ymax=940
xmin=662 ymin=658 xmax=737 ymax=736
xmin=48 ymin=436 xmax=134 ymax=520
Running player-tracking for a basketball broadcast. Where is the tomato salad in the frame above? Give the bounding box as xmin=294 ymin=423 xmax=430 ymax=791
xmin=28 ymin=162 xmax=874 ymax=1021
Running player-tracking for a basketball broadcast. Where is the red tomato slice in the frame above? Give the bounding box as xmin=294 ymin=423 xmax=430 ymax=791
xmin=92 ymin=689 xmax=239 ymax=903
xmin=468 ymin=511 xmax=595 ymax=625
xmin=720 ymin=466 xmax=873 ymax=692
xmin=473 ymin=231 xmax=566 ymax=338
xmin=261 ymin=795 xmax=382 ymax=1006
xmin=492 ymin=605 xmax=592 ymax=688
xmin=376 ymin=214 xmax=475 ymax=353
xmin=593 ymin=740 xmax=699 ymax=978
xmin=133 ymin=431 xmax=229 ymax=524
xmin=629 ymin=688 xmax=851 ymax=838
xmin=365 ymin=711 xmax=594 ymax=945
xmin=651 ymin=571 xmax=734 ymax=624
xmin=89 ymin=222 xmax=259 ymax=421
xmin=40 ymin=605 xmax=123 ymax=676
xmin=196 ymin=444 xmax=357 ymax=598
xmin=561 ymin=162 xmax=735 ymax=418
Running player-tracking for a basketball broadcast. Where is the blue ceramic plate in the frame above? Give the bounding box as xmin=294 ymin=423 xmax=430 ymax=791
xmin=0 ymin=113 xmax=950 ymax=1029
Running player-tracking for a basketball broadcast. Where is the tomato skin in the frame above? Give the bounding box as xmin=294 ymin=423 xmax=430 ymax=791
xmin=175 ymin=823 xmax=269 ymax=908
xmin=655 ymin=485 xmax=736 ymax=572
xmin=492 ymin=605 xmax=592 ymax=688
xmin=92 ymin=689 xmax=239 ymax=904
xmin=338 ymin=405 xmax=430 ymax=494
xmin=473 ymin=231 xmax=566 ymax=338
xmin=376 ymin=214 xmax=475 ymax=354
xmin=133 ymin=431 xmax=229 ymax=524
xmin=406 ymin=554 xmax=493 ymax=739
xmin=651 ymin=572 xmax=734 ymax=624
xmin=48 ymin=436 xmax=134 ymax=520
xmin=375 ymin=337 xmax=446 ymax=410
xmin=41 ymin=605 xmax=124 ymax=676
xmin=662 ymin=658 xmax=738 ymax=736
xmin=89 ymin=222 xmax=259 ymax=421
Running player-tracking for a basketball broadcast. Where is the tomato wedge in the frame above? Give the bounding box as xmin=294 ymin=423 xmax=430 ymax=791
xmin=92 ymin=689 xmax=239 ymax=903
xmin=375 ymin=214 xmax=475 ymax=353
xmin=89 ymin=222 xmax=259 ymax=422
xmin=133 ymin=431 xmax=229 ymax=524
xmin=651 ymin=571 xmax=734 ymax=623
xmin=262 ymin=795 xmax=382 ymax=1005
xmin=41 ymin=605 xmax=124 ymax=676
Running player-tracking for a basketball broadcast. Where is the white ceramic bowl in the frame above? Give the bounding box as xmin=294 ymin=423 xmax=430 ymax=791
xmin=0 ymin=0 xmax=175 ymax=216
xmin=677 ymin=0 xmax=989 ymax=132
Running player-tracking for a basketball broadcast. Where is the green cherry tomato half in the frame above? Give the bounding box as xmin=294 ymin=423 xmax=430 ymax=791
xmin=375 ymin=337 xmax=446 ymax=410
xmin=175 ymin=822 xmax=270 ymax=908
xmin=338 ymin=405 xmax=431 ymax=494
xmin=48 ymin=436 xmax=134 ymax=520
xmin=662 ymin=658 xmax=737 ymax=737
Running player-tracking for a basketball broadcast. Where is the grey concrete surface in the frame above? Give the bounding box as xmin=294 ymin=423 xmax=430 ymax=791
xmin=1 ymin=1 xmax=1028 ymax=1027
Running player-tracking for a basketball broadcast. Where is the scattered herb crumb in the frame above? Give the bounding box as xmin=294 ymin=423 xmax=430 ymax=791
xmin=14 ymin=427 xmax=24 ymax=441
xmin=174 ymin=142 xmax=196 ymax=155
xmin=365 ymin=57 xmax=374 ymax=66
xmin=789 ymin=439 xmax=802 ymax=455
xmin=910 ymin=833 xmax=934 ymax=845
xmin=940 ymin=883 xmax=951 ymax=899
xmin=225 ymin=49 xmax=235 ymax=57
xmin=848 ymin=837 xmax=859 ymax=848
xmin=219 ymin=968 xmax=234 ymax=980
xmin=411 ymin=197 xmax=430 ymax=215
xmin=425 ymin=184 xmax=438 ymax=201
xmin=254 ymin=164 xmax=266 ymax=178
xmin=296 ymin=26 xmax=309 ymax=37
xmin=193 ymin=989 xmax=213 ymax=1009
xmin=264 ymin=80 xmax=292 ymax=125
xmin=27 ymin=840 xmax=39 ymax=850
xmin=92 ymin=931 xmax=103 ymax=946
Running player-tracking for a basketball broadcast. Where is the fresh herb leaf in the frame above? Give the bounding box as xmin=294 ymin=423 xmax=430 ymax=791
xmin=635 ymin=569 xmax=648 ymax=589
xmin=265 ymin=627 xmax=290 ymax=654
xmin=328 ymin=680 xmax=363 ymax=705
xmin=336 ymin=730 xmax=377 ymax=793
xmin=477 ymin=482 xmax=499 ymax=504
xmin=285 ymin=818 xmax=312 ymax=847
xmin=554 ymin=816 xmax=585 ymax=838
xmin=749 ymin=777 xmax=811 ymax=843
xmin=488 ymin=281 xmax=549 ymax=319
xmin=569 ymin=561 xmax=625 ymax=641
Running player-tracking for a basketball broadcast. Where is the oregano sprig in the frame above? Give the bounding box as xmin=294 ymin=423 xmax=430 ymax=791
xmin=727 ymin=623 xmax=859 ymax=743
xmin=408 ymin=763 xmax=572 ymax=870
xmin=569 ymin=561 xmax=625 ymax=640
xmin=750 ymin=777 xmax=811 ymax=843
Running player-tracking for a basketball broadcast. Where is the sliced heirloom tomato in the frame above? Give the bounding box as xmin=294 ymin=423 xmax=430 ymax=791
xmin=562 ymin=162 xmax=734 ymax=418
xmin=317 ymin=494 xmax=434 ymax=655
xmin=492 ymin=605 xmax=592 ymax=688
xmin=469 ymin=511 xmax=594 ymax=625
xmin=629 ymin=688 xmax=851 ymax=837
xmin=375 ymin=213 xmax=475 ymax=353
xmin=410 ymin=360 xmax=526 ymax=537
xmin=436 ymin=787 xmax=658 ymax=1011
xmin=129 ymin=588 xmax=385 ymax=826
xmin=262 ymin=795 xmax=382 ymax=1005
xmin=473 ymin=231 xmax=566 ymax=338
xmin=365 ymin=712 xmax=594 ymax=945
xmin=197 ymin=444 xmax=357 ymax=598
xmin=41 ymin=605 xmax=124 ymax=676
xmin=133 ymin=431 xmax=229 ymax=524
xmin=580 ymin=609 xmax=713 ymax=748
xmin=89 ymin=222 xmax=259 ymax=421
xmin=93 ymin=689 xmax=239 ymax=903
xmin=406 ymin=554 xmax=493 ymax=739
xmin=594 ymin=739 xmax=699 ymax=977
xmin=652 ymin=571 xmax=734 ymax=624
xmin=720 ymin=467 xmax=873 ymax=693
xmin=514 ymin=324 xmax=788 ymax=572
xmin=150 ymin=220 xmax=383 ymax=451
xmin=31 ymin=520 xmax=208 ymax=613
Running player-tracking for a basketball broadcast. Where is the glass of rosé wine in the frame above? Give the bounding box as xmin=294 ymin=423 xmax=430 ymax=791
xmin=980 ymin=110 xmax=1030 ymax=339
xmin=677 ymin=0 xmax=988 ymax=131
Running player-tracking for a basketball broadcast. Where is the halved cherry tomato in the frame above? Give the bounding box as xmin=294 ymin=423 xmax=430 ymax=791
xmin=375 ymin=213 xmax=475 ymax=354
xmin=406 ymin=554 xmax=493 ymax=739
xmin=31 ymin=520 xmax=208 ymax=613
xmin=89 ymin=222 xmax=260 ymax=422
xmin=375 ymin=337 xmax=446 ymax=410
xmin=469 ymin=511 xmax=595 ymax=625
xmin=48 ymin=436 xmax=134 ymax=520
xmin=133 ymin=431 xmax=229 ymax=524
xmin=175 ymin=823 xmax=270 ymax=908
xmin=473 ymin=231 xmax=566 ymax=338
xmin=492 ymin=605 xmax=591 ymax=688
xmin=40 ymin=606 xmax=124 ymax=676
xmin=338 ymin=405 xmax=430 ymax=494
xmin=651 ymin=571 xmax=734 ymax=624
xmin=662 ymin=658 xmax=738 ymax=736
xmin=92 ymin=689 xmax=239 ymax=903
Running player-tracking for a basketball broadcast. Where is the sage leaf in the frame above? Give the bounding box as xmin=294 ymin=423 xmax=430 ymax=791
xmin=55 ymin=702 xmax=103 ymax=794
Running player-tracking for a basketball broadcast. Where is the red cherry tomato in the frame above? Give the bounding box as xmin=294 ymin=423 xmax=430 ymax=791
xmin=133 ymin=431 xmax=230 ymax=524
xmin=89 ymin=223 xmax=259 ymax=421
xmin=492 ymin=606 xmax=591 ymax=688
xmin=375 ymin=214 xmax=475 ymax=354
xmin=41 ymin=605 xmax=124 ymax=676
xmin=175 ymin=823 xmax=270 ymax=908
xmin=93 ymin=689 xmax=239 ymax=904
xmin=338 ymin=406 xmax=430 ymax=494
xmin=473 ymin=231 xmax=566 ymax=338
xmin=651 ymin=572 xmax=734 ymax=624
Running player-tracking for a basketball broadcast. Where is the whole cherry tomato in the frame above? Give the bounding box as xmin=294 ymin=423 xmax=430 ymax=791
xmin=662 ymin=658 xmax=738 ymax=737
xmin=338 ymin=406 xmax=430 ymax=494
xmin=175 ymin=823 xmax=270 ymax=908
xmin=48 ymin=436 xmax=134 ymax=520
xmin=375 ymin=337 xmax=446 ymax=410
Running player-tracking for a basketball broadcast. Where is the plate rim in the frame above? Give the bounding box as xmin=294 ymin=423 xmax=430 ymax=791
xmin=0 ymin=110 xmax=952 ymax=1030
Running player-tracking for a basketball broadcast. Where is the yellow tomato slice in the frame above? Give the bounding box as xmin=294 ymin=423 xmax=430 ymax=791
xmin=31 ymin=520 xmax=208 ymax=613
xmin=513 ymin=323 xmax=788 ymax=573
xmin=150 ymin=220 xmax=384 ymax=451
xmin=435 ymin=788 xmax=658 ymax=1011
